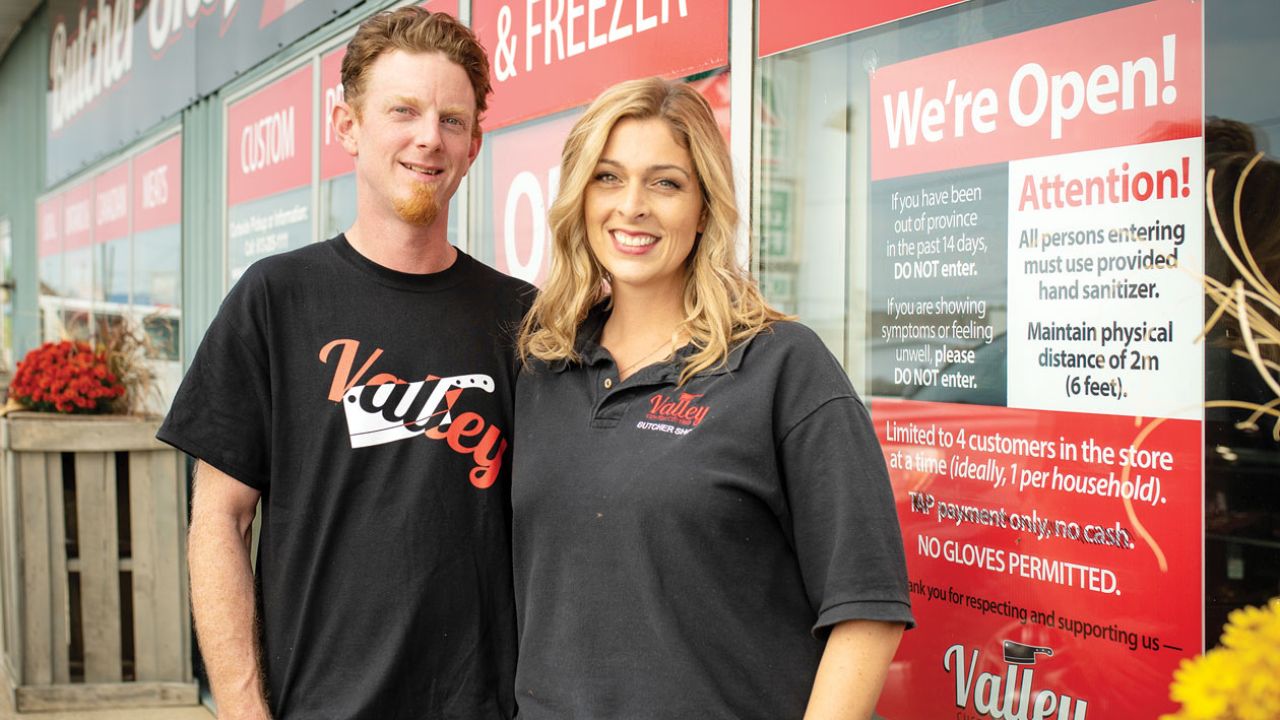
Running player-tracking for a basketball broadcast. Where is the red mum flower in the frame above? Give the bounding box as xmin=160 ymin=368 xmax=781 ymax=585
xmin=10 ymin=340 xmax=126 ymax=414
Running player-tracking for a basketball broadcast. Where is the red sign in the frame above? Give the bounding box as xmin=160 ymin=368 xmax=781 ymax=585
xmin=759 ymin=0 xmax=966 ymax=58
xmin=319 ymin=46 xmax=353 ymax=183
xmin=473 ymin=0 xmax=728 ymax=130
xmin=489 ymin=112 xmax=581 ymax=284
xmin=93 ymin=159 xmax=130 ymax=244
xmin=870 ymin=0 xmax=1201 ymax=181
xmin=61 ymin=181 xmax=93 ymax=252
xmin=424 ymin=0 xmax=460 ymax=16
xmin=134 ymin=134 xmax=183 ymax=234
xmin=874 ymin=400 xmax=1201 ymax=718
xmin=687 ymin=71 xmax=731 ymax=143
xmin=38 ymin=195 xmax=63 ymax=259
xmin=226 ymin=65 xmax=313 ymax=206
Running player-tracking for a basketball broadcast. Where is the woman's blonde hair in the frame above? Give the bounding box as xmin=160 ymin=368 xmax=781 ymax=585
xmin=518 ymin=76 xmax=789 ymax=384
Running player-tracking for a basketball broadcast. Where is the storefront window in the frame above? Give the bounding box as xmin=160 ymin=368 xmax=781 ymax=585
xmin=60 ymin=180 xmax=95 ymax=342
xmin=756 ymin=0 xmax=1278 ymax=716
xmin=757 ymin=44 xmax=855 ymax=367
xmin=93 ymin=160 xmax=130 ymax=301
xmin=133 ymin=133 xmax=184 ymax=374
xmin=33 ymin=130 xmax=183 ymax=409
xmin=473 ymin=109 xmax=581 ymax=283
xmin=1201 ymin=0 xmax=1280 ymax=657
xmin=36 ymin=195 xmax=63 ymax=338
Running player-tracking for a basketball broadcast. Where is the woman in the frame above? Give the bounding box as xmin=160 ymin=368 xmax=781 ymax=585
xmin=514 ymin=77 xmax=913 ymax=719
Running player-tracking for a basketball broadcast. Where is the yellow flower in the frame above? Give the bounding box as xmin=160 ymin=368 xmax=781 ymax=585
xmin=1166 ymin=597 xmax=1280 ymax=720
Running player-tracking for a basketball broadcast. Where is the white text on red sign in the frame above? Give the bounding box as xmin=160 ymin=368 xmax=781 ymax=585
xmin=142 ymin=166 xmax=170 ymax=210
xmin=41 ymin=207 xmax=60 ymax=244
xmin=147 ymin=0 xmax=237 ymax=56
xmin=241 ymin=107 xmax=298 ymax=176
xmin=64 ymin=199 xmax=91 ymax=236
xmin=494 ymin=0 xmax=690 ymax=81
xmin=96 ymin=184 xmax=128 ymax=226
xmin=49 ymin=0 xmax=133 ymax=133
xmin=504 ymin=164 xmax=561 ymax=282
xmin=883 ymin=34 xmax=1180 ymax=146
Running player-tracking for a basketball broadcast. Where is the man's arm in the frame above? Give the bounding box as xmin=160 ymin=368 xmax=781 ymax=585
xmin=803 ymin=619 xmax=905 ymax=720
xmin=188 ymin=460 xmax=271 ymax=720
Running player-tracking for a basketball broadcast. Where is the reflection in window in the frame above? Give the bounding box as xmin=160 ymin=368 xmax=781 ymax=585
xmin=61 ymin=308 xmax=92 ymax=342
xmin=133 ymin=227 xmax=180 ymax=308
xmin=39 ymin=255 xmax=63 ymax=297
xmin=321 ymin=174 xmax=357 ymax=240
xmin=94 ymin=312 xmax=128 ymax=349
xmin=143 ymin=314 xmax=180 ymax=362
xmin=757 ymin=46 xmax=852 ymax=367
xmin=96 ymin=239 xmax=130 ymax=304
xmin=64 ymin=247 xmax=93 ymax=302
xmin=1200 ymin=118 xmax=1280 ymax=649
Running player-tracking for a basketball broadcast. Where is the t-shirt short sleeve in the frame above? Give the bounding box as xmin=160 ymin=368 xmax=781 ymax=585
xmin=157 ymin=268 xmax=273 ymax=490
xmin=770 ymin=326 xmax=915 ymax=634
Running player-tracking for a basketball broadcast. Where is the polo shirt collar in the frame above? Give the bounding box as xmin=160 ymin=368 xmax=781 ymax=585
xmin=552 ymin=301 xmax=747 ymax=380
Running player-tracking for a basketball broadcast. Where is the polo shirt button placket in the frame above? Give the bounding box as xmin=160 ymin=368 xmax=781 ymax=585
xmin=589 ymin=367 xmax=631 ymax=428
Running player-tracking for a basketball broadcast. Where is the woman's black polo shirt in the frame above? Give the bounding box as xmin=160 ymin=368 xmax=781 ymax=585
xmin=512 ymin=310 xmax=914 ymax=719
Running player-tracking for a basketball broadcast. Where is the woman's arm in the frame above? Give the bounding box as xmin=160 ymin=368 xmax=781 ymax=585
xmin=803 ymin=619 xmax=905 ymax=720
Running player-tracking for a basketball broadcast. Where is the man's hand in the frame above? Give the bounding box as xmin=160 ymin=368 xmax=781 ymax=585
xmin=188 ymin=461 xmax=272 ymax=720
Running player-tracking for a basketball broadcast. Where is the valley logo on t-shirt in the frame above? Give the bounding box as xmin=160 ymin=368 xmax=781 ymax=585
xmin=319 ymin=338 xmax=508 ymax=488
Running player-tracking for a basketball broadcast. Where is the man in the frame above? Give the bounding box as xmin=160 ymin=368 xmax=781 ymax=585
xmin=159 ymin=8 xmax=529 ymax=719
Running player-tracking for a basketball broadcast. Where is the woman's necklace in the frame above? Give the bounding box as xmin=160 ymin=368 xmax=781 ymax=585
xmin=616 ymin=333 xmax=678 ymax=379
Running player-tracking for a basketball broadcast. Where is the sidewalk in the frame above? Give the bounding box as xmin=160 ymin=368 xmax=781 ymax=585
xmin=0 ymin=674 xmax=214 ymax=719
xmin=0 ymin=700 xmax=214 ymax=720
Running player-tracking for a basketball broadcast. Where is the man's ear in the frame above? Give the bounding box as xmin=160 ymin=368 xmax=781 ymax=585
xmin=467 ymin=130 xmax=483 ymax=167
xmin=333 ymin=101 xmax=360 ymax=156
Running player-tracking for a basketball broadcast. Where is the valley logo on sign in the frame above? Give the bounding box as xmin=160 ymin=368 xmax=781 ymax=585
xmin=944 ymin=640 xmax=1089 ymax=720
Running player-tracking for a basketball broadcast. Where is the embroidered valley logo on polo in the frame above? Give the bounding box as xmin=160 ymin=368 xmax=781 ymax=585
xmin=647 ymin=391 xmax=710 ymax=426
xmin=635 ymin=390 xmax=711 ymax=435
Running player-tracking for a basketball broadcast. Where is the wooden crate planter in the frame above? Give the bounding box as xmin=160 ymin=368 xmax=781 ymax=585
xmin=0 ymin=412 xmax=196 ymax=712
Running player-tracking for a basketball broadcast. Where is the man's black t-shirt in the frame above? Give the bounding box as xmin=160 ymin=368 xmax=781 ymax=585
xmin=159 ymin=236 xmax=530 ymax=719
